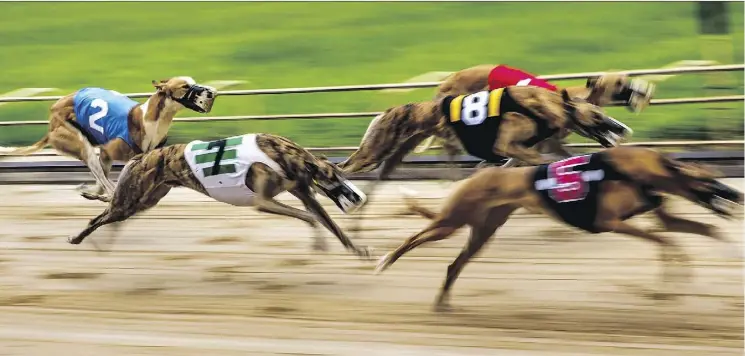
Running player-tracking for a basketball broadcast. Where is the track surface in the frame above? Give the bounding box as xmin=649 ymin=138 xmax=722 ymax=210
xmin=0 ymin=181 xmax=742 ymax=356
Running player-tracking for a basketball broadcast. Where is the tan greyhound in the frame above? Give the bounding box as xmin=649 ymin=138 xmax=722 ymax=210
xmin=375 ymin=146 xmax=743 ymax=311
xmin=417 ymin=64 xmax=655 ymax=162
xmin=0 ymin=77 xmax=217 ymax=199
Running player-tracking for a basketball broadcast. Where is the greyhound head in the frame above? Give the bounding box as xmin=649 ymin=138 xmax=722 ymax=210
xmin=309 ymin=155 xmax=368 ymax=214
xmin=152 ymin=76 xmax=217 ymax=113
xmin=306 ymin=155 xmax=343 ymax=185
xmin=663 ymin=158 xmax=743 ymax=219
xmin=585 ymin=73 xmax=655 ymax=113
xmin=562 ymin=90 xmax=633 ymax=148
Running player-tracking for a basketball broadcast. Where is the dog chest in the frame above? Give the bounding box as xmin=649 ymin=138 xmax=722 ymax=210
xmin=183 ymin=134 xmax=284 ymax=206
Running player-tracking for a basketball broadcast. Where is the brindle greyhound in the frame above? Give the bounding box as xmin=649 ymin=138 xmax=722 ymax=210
xmin=374 ymin=146 xmax=743 ymax=311
xmin=338 ymin=86 xmax=631 ymax=236
xmin=68 ymin=133 xmax=373 ymax=259
xmin=0 ymin=77 xmax=217 ymax=199
xmin=417 ymin=66 xmax=654 ymax=162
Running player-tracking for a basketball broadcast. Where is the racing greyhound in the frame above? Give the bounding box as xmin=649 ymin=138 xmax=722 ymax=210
xmin=0 ymin=77 xmax=217 ymax=198
xmin=69 ymin=133 xmax=372 ymax=259
xmin=375 ymin=146 xmax=743 ymax=311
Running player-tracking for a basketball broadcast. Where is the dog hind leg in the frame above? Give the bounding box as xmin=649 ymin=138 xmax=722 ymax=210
xmin=375 ymin=219 xmax=461 ymax=275
xmin=434 ymin=205 xmax=516 ymax=311
xmin=495 ymin=113 xmax=552 ymax=166
xmin=399 ymin=188 xmax=438 ymax=220
xmin=68 ymin=154 xmax=168 ymax=245
xmin=350 ymin=135 xmax=426 ymax=237
xmin=56 ymin=120 xmax=117 ymax=196
xmin=68 ymin=206 xmax=131 ymax=245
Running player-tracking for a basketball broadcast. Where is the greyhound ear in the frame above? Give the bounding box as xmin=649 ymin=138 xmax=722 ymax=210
xmin=561 ymin=89 xmax=571 ymax=103
xmin=153 ymin=80 xmax=166 ymax=91
xmin=304 ymin=160 xmax=318 ymax=176
xmin=152 ymin=79 xmax=168 ymax=91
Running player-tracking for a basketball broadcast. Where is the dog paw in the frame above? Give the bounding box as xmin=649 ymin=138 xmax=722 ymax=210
xmin=398 ymin=187 xmax=420 ymax=208
xmin=717 ymin=243 xmax=743 ymax=261
xmin=373 ymin=252 xmax=391 ymax=274
xmin=311 ymin=240 xmax=328 ymax=252
xmin=67 ymin=235 xmax=82 ymax=245
xmin=353 ymin=246 xmax=374 ymax=260
xmin=80 ymin=192 xmax=99 ymax=200
xmin=432 ymin=302 xmax=455 ymax=313
xmin=398 ymin=186 xmax=419 ymax=198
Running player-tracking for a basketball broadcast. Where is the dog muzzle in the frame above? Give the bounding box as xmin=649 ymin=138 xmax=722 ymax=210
xmin=576 ymin=116 xmax=633 ymax=148
xmin=175 ymin=84 xmax=217 ymax=113
xmin=613 ymin=78 xmax=655 ymax=113
xmin=695 ymin=181 xmax=744 ymax=219
xmin=315 ymin=177 xmax=368 ymax=214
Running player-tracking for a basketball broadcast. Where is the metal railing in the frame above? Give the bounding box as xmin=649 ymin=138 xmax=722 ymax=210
xmin=0 ymin=63 xmax=743 ymax=103
xmin=1 ymin=95 xmax=743 ymax=126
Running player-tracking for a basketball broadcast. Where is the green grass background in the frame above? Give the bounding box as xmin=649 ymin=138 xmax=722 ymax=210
xmin=0 ymin=2 xmax=742 ymax=148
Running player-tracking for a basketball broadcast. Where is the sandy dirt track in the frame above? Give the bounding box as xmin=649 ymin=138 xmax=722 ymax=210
xmin=0 ymin=181 xmax=742 ymax=356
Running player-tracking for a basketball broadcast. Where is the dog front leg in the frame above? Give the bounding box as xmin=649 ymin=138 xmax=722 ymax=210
xmin=539 ymin=134 xmax=574 ymax=159
xmin=79 ymin=147 xmax=113 ymax=200
xmin=599 ymin=219 xmax=692 ymax=293
xmin=653 ymin=206 xmax=741 ymax=260
xmin=294 ymin=188 xmax=372 ymax=259
xmin=496 ymin=141 xmax=547 ymax=166
xmin=494 ymin=114 xmax=552 ymax=167
xmin=442 ymin=140 xmax=462 ymax=182
xmin=82 ymin=139 xmax=133 ymax=201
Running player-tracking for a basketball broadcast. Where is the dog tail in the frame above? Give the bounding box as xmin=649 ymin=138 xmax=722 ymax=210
xmin=0 ymin=134 xmax=50 ymax=156
xmin=337 ymin=110 xmax=393 ymax=174
xmin=339 ymin=104 xmax=420 ymax=174
xmin=399 ymin=187 xmax=438 ymax=220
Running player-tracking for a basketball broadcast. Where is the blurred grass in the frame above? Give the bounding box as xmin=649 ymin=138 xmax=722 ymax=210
xmin=0 ymin=2 xmax=742 ymax=147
